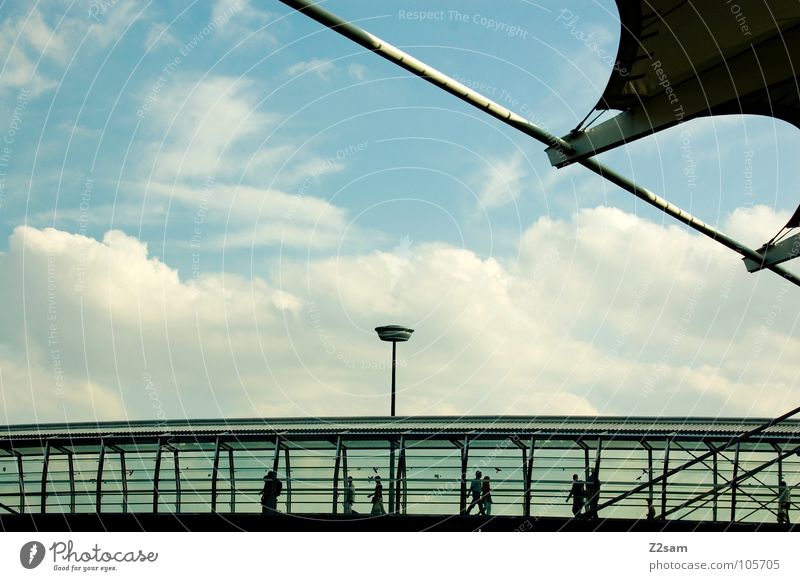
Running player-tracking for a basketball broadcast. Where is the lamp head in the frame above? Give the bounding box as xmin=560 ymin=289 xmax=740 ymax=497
xmin=375 ymin=325 xmax=414 ymax=342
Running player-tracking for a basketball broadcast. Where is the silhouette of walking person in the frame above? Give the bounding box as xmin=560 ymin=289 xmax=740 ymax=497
xmin=368 ymin=476 xmax=385 ymax=515
xmin=586 ymin=469 xmax=601 ymax=520
xmin=465 ymin=471 xmax=484 ymax=515
xmin=778 ymin=480 xmax=791 ymax=524
xmin=344 ymin=475 xmax=357 ymax=514
xmin=565 ymin=473 xmax=585 ymax=517
xmin=481 ymin=476 xmax=493 ymax=516
xmin=261 ymin=470 xmax=282 ymax=515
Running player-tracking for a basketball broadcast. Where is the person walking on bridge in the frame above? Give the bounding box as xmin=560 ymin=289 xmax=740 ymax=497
xmin=465 ymin=471 xmax=485 ymax=515
xmin=585 ymin=470 xmax=601 ymax=520
xmin=566 ymin=473 xmax=585 ymax=517
xmin=778 ymin=480 xmax=792 ymax=524
xmin=261 ymin=470 xmax=282 ymax=515
xmin=368 ymin=476 xmax=385 ymax=515
xmin=344 ymin=475 xmax=357 ymax=514
xmin=481 ymin=476 xmax=493 ymax=516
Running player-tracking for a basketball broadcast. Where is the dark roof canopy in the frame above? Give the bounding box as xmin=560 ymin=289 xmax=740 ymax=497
xmin=547 ymin=0 xmax=800 ymax=166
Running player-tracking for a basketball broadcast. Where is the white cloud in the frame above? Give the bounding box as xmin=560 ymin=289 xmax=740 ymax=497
xmin=137 ymin=74 xmax=368 ymax=251
xmin=348 ymin=63 xmax=367 ymax=81
xmin=287 ymin=58 xmax=336 ymax=81
xmin=0 ymin=8 xmax=59 ymax=95
xmin=725 ymin=204 xmax=793 ymax=249
xmin=30 ymin=202 xmax=169 ymax=230
xmin=1 ymin=204 xmax=798 ymax=424
xmin=19 ymin=8 xmax=69 ymax=63
xmin=139 ymin=72 xmax=352 ymax=189
xmin=0 ymin=4 xmax=141 ymax=96
xmin=0 ymin=226 xmax=301 ymax=422
xmin=146 ymin=181 xmax=349 ymax=250
xmin=211 ymin=0 xmax=276 ymax=41
xmin=144 ymin=22 xmax=179 ymax=51
xmin=0 ymin=356 xmax=125 ymax=425
xmin=57 ymin=121 xmax=100 ymax=138
xmin=143 ymin=76 xmax=279 ymax=181
xmin=474 ymin=151 xmax=530 ymax=209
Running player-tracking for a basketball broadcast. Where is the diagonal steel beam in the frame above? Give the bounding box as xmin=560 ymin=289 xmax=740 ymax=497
xmin=280 ymin=1 xmax=574 ymax=155
xmin=662 ymin=443 xmax=800 ymax=519
xmin=0 ymin=501 xmax=19 ymax=515
xmin=279 ymin=0 xmax=800 ymax=288
xmin=672 ymin=441 xmax=776 ymax=518
xmin=595 ymin=405 xmax=800 ymax=512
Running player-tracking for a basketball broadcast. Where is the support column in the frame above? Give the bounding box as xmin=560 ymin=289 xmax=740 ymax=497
xmin=584 ymin=445 xmax=590 ymax=483
xmin=40 ymin=441 xmax=51 ymax=514
xmin=284 ymin=448 xmax=292 ymax=513
xmin=271 ymin=437 xmax=281 ymax=513
xmin=173 ymin=448 xmax=181 ymax=513
xmin=646 ymin=445 xmax=654 ymax=506
xmin=16 ymin=452 xmax=25 ymax=514
xmin=66 ymin=449 xmax=75 ymax=514
xmin=777 ymin=447 xmax=783 ymax=524
xmin=521 ymin=446 xmax=528 ymax=517
xmin=591 ymin=438 xmax=603 ymax=519
xmin=272 ymin=437 xmax=281 ymax=473
xmin=395 ymin=436 xmax=406 ymax=514
xmin=211 ymin=437 xmax=221 ymax=513
xmin=389 ymin=438 xmax=395 ymax=514
xmin=401 ymin=450 xmax=408 ymax=515
xmin=459 ymin=436 xmax=469 ymax=514
xmin=117 ymin=447 xmax=128 ymax=514
xmin=525 ymin=436 xmax=535 ymax=518
xmin=660 ymin=439 xmax=671 ymax=520
xmin=332 ymin=436 xmax=342 ymax=514
xmin=731 ymin=441 xmax=740 ymax=523
xmin=228 ymin=449 xmax=235 ymax=512
xmin=153 ymin=440 xmax=162 ymax=514
xmin=96 ymin=443 xmax=106 ymax=513
xmin=712 ymin=449 xmax=718 ymax=522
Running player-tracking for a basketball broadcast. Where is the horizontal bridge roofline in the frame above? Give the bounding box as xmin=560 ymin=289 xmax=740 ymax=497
xmin=2 ymin=415 xmax=800 ymax=440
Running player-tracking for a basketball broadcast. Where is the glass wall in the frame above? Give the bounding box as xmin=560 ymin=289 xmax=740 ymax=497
xmin=1 ymin=432 xmax=798 ymax=524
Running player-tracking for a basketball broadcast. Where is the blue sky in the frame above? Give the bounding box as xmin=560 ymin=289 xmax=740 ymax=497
xmin=0 ymin=0 xmax=798 ymax=425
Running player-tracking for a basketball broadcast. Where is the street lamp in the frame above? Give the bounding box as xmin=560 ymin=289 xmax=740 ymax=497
xmin=375 ymin=324 xmax=413 ymax=514
xmin=374 ymin=325 xmax=414 ymax=417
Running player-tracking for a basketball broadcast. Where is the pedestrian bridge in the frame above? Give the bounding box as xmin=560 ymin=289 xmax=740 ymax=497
xmin=0 ymin=415 xmax=797 ymax=529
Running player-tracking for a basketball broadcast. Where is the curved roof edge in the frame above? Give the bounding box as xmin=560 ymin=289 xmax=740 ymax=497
xmin=2 ymin=415 xmax=799 ymax=439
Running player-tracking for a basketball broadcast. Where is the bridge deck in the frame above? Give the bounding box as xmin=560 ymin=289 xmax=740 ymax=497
xmin=1 ymin=512 xmax=797 ymax=532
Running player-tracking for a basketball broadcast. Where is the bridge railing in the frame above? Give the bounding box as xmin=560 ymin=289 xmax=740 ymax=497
xmin=1 ymin=434 xmax=797 ymax=522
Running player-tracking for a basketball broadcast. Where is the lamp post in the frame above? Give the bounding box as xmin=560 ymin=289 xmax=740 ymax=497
xmin=375 ymin=325 xmax=414 ymax=513
xmin=375 ymin=325 xmax=414 ymax=416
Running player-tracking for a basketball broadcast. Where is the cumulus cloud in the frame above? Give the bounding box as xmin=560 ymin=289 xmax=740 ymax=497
xmin=1 ymin=204 xmax=798 ymax=424
xmin=725 ymin=204 xmax=794 ymax=248
xmin=0 ymin=226 xmax=301 ymax=423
